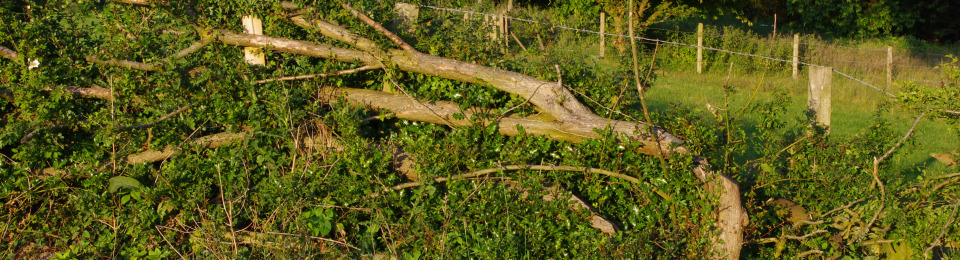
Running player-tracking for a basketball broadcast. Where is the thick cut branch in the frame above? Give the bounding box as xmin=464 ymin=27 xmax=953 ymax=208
xmin=86 ymin=55 xmax=159 ymax=71
xmin=57 ymin=85 xmax=114 ymax=101
xmin=215 ymin=31 xmax=683 ymax=154
xmin=257 ymin=65 xmax=381 ymax=84
xmin=85 ymin=37 xmax=211 ymax=71
xmin=287 ymin=15 xmax=382 ymax=53
xmin=319 ymin=87 xmax=630 ymax=146
xmin=340 ymin=3 xmax=417 ymax=53
xmin=0 ymin=45 xmax=16 ymax=60
xmin=40 ymin=130 xmax=249 ymax=176
xmin=2 ymin=85 xmax=113 ymax=102
xmin=126 ymin=131 xmax=249 ymax=164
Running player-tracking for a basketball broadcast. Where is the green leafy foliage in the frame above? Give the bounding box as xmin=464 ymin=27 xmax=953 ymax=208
xmin=1 ymin=0 xmax=958 ymax=259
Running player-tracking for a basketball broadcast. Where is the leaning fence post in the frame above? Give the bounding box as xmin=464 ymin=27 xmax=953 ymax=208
xmin=697 ymin=23 xmax=703 ymax=74
xmin=887 ymin=46 xmax=893 ymax=85
xmin=808 ymin=66 xmax=833 ymax=133
xmin=600 ymin=12 xmax=606 ymax=58
xmin=793 ymin=34 xmax=800 ymax=79
xmin=242 ymin=15 xmax=265 ymax=66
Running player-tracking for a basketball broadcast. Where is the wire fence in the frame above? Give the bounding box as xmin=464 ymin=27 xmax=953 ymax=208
xmin=417 ymin=4 xmax=955 ymax=99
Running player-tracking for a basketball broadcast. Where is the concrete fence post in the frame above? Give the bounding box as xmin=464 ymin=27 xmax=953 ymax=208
xmin=808 ymin=66 xmax=833 ymax=133
xmin=697 ymin=23 xmax=703 ymax=74
xmin=242 ymin=15 xmax=265 ymax=66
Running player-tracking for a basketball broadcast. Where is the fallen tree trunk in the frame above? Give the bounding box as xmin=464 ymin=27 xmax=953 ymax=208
xmin=83 ymin=1 xmax=747 ymax=258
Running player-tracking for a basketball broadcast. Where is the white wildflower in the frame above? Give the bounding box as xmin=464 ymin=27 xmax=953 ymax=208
xmin=28 ymin=59 xmax=39 ymax=70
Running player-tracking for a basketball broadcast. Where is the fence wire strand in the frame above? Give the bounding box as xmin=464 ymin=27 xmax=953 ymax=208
xmin=418 ymin=4 xmax=953 ymax=98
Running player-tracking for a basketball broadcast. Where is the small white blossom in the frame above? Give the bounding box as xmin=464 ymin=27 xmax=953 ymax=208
xmin=28 ymin=59 xmax=39 ymax=70
xmin=453 ymin=93 xmax=462 ymax=98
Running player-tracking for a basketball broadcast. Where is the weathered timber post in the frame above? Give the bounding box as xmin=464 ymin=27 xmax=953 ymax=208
xmin=504 ymin=0 xmax=512 ymax=47
xmin=793 ymin=34 xmax=800 ymax=79
xmin=600 ymin=12 xmax=606 ymax=58
xmin=808 ymin=66 xmax=833 ymax=133
xmin=887 ymin=46 xmax=893 ymax=85
xmin=393 ymin=2 xmax=419 ymax=33
xmin=697 ymin=23 xmax=703 ymax=74
xmin=242 ymin=15 xmax=265 ymax=65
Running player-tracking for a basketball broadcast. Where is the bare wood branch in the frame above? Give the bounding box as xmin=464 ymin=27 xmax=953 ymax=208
xmin=86 ymin=55 xmax=159 ymax=71
xmin=125 ymin=130 xmax=250 ymax=164
xmin=925 ymin=198 xmax=960 ymax=258
xmin=876 ymin=111 xmax=927 ymax=169
xmin=84 ymin=37 xmax=211 ymax=71
xmin=59 ymin=85 xmax=115 ymax=101
xmin=170 ymin=37 xmax=213 ymax=60
xmin=113 ymin=0 xmax=151 ymax=5
xmin=932 ymin=172 xmax=960 ymax=179
xmin=216 ymin=30 xmax=379 ymax=65
xmin=287 ymin=15 xmax=381 ymax=53
xmin=118 ymin=103 xmax=192 ymax=131
xmin=0 ymin=45 xmax=17 ymax=60
xmin=214 ymin=31 xmax=681 ymax=149
xmin=340 ymin=2 xmax=417 ymax=54
xmin=257 ymin=65 xmax=381 ymax=84
xmin=783 ymin=229 xmax=828 ymax=240
xmin=629 ymin=0 xmax=668 ymax=170
xmin=39 ymin=130 xmax=250 ymax=176
xmin=509 ymin=32 xmax=527 ymax=51
xmin=797 ymin=250 xmax=823 ymax=258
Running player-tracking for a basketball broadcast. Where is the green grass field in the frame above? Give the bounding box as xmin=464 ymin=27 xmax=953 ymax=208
xmin=644 ymin=64 xmax=958 ymax=177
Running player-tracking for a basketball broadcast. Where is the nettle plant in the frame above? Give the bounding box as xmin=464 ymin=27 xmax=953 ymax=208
xmin=0 ymin=0 xmax=746 ymax=259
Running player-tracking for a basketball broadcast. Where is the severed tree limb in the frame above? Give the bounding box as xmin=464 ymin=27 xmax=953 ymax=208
xmin=86 ymin=55 xmax=159 ymax=71
xmin=257 ymin=65 xmax=381 ymax=84
xmin=169 ymin=37 xmax=213 ymax=60
xmin=925 ymin=198 xmax=960 ymax=258
xmin=117 ymin=103 xmax=192 ymax=131
xmin=85 ymin=37 xmax=213 ymax=71
xmin=53 ymin=85 xmax=115 ymax=101
xmin=113 ymin=0 xmax=150 ymax=5
xmin=106 ymin=2 xmax=749 ymax=257
xmin=40 ymin=130 xmax=250 ymax=176
xmin=215 ymin=31 xmax=683 ymax=154
xmin=339 ymin=3 xmax=418 ymax=54
xmin=863 ymin=111 xmax=925 ymax=238
xmin=0 ymin=45 xmax=17 ymax=60
xmin=286 ymin=15 xmax=382 ymax=53
xmin=126 ymin=130 xmax=250 ymax=164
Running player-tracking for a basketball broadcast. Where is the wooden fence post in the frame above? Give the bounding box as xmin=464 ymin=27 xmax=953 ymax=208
xmin=600 ymin=12 xmax=606 ymax=58
xmin=242 ymin=15 xmax=265 ymax=66
xmin=697 ymin=23 xmax=703 ymax=74
xmin=887 ymin=46 xmax=893 ymax=85
xmin=793 ymin=34 xmax=799 ymax=79
xmin=808 ymin=66 xmax=833 ymax=133
xmin=393 ymin=2 xmax=419 ymax=33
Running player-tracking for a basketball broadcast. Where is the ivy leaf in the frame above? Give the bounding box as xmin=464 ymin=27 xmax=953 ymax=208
xmin=109 ymin=176 xmax=143 ymax=193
